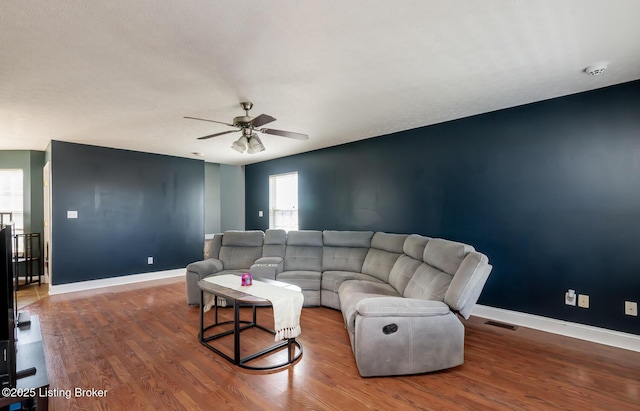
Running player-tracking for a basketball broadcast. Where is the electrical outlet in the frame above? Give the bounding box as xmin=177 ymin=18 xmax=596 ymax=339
xmin=258 ymin=210 xmax=263 ymax=217
xmin=565 ymin=289 xmax=576 ymax=306
xmin=147 ymin=256 xmax=153 ymax=265
xmin=625 ymin=301 xmax=638 ymax=316
xmin=578 ymin=294 xmax=589 ymax=308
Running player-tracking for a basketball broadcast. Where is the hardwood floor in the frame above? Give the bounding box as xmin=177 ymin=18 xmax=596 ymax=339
xmin=19 ymin=278 xmax=640 ymax=411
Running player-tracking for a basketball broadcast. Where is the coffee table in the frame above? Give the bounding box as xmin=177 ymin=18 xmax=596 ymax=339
xmin=198 ymin=276 xmax=303 ymax=370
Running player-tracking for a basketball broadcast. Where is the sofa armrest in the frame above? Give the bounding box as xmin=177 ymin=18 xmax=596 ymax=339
xmin=356 ymin=297 xmax=451 ymax=318
xmin=186 ymin=258 xmax=224 ymax=277
xmin=185 ymin=258 xmax=224 ymax=305
xmin=250 ymin=257 xmax=284 ymax=281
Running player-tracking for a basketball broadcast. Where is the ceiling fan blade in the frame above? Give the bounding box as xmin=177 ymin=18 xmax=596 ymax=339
xmin=251 ymin=114 xmax=276 ymax=128
xmin=197 ymin=130 xmax=239 ymax=140
xmin=184 ymin=116 xmax=235 ymax=127
xmin=259 ymin=128 xmax=309 ymax=141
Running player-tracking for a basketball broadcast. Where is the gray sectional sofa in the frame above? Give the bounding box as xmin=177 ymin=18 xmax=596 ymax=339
xmin=186 ymin=229 xmax=492 ymax=377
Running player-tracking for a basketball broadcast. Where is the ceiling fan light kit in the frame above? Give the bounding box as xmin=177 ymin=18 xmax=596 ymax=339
xmin=185 ymin=102 xmax=309 ymax=154
xmin=247 ymin=134 xmax=265 ymax=154
xmin=231 ymin=136 xmax=249 ymax=153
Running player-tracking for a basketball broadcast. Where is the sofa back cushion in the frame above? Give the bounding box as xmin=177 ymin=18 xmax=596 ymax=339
xmin=218 ymin=230 xmax=264 ymax=269
xmin=423 ymin=238 xmax=474 ymax=276
xmin=445 ymin=251 xmax=492 ymax=319
xmin=361 ymin=232 xmax=408 ymax=282
xmin=322 ymin=231 xmax=373 ymax=272
xmin=284 ymin=230 xmax=323 ymax=272
xmin=204 ymin=233 xmax=223 ymax=259
xmin=388 ymin=234 xmax=429 ymax=294
xmin=402 ymin=234 xmax=430 ymax=260
xmin=263 ymin=229 xmax=287 ymax=258
xmin=403 ymin=238 xmax=474 ymax=301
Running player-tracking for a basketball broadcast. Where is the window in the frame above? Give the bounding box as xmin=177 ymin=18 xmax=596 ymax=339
xmin=0 ymin=169 xmax=24 ymax=237
xmin=269 ymin=172 xmax=298 ymax=231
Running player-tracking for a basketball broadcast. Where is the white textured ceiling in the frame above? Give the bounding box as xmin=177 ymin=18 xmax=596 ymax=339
xmin=1 ymin=1 xmax=640 ymax=166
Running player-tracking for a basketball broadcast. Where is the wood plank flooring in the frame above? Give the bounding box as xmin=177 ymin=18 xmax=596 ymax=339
xmin=20 ymin=278 xmax=640 ymax=410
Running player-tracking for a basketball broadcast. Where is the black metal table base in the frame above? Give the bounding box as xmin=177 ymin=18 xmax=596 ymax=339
xmin=199 ymin=292 xmax=303 ymax=370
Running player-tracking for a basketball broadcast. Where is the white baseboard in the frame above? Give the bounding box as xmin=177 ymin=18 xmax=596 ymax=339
xmin=48 ymin=268 xmax=184 ymax=295
xmin=472 ymin=304 xmax=640 ymax=352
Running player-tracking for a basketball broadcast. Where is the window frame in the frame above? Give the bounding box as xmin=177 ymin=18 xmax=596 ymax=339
xmin=0 ymin=169 xmax=24 ymax=237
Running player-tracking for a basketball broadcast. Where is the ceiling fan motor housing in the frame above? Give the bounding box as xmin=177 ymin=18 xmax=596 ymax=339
xmin=233 ymin=115 xmax=254 ymax=127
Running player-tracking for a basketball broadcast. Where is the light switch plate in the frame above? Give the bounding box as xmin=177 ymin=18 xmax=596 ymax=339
xmin=67 ymin=210 xmax=78 ymax=219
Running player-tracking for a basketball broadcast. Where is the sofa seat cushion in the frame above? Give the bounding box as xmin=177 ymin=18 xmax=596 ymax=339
xmin=338 ymin=281 xmax=400 ymax=333
xmin=322 ymin=271 xmax=383 ymax=293
xmin=276 ymin=270 xmax=321 ymax=290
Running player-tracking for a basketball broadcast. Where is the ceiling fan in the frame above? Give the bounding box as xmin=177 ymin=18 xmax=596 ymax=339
xmin=184 ymin=102 xmax=309 ymax=154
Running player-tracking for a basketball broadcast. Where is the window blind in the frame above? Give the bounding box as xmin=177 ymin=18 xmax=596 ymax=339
xmin=0 ymin=169 xmax=24 ymax=236
xmin=269 ymin=172 xmax=298 ymax=231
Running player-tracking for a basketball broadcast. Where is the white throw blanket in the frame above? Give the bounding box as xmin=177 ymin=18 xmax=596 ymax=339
xmin=202 ymin=275 xmax=303 ymax=341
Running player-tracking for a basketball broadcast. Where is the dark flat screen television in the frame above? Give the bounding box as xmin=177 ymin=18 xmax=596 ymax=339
xmin=0 ymin=225 xmax=16 ymax=388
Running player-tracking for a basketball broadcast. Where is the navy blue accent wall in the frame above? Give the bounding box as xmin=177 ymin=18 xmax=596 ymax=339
xmin=51 ymin=141 xmax=204 ymax=285
xmin=246 ymin=80 xmax=640 ymax=335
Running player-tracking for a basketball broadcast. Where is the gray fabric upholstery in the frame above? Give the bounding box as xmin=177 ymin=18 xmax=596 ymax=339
xmin=445 ymin=251 xmax=492 ymax=319
xmin=263 ymin=229 xmax=286 ymax=258
xmin=322 ymin=230 xmax=373 ymax=247
xmin=361 ymin=233 xmax=407 ymax=282
xmin=218 ymin=230 xmax=264 ymax=270
xmin=184 ymin=229 xmax=492 ymax=376
xmin=278 ymin=231 xmax=324 ymax=307
xmin=322 ymin=247 xmax=369 ymax=272
xmin=319 ymin=230 xmax=376 ymax=309
xmin=276 ymin=270 xmax=322 ymax=307
xmin=387 ymin=234 xmax=428 ymax=294
xmin=423 ymin=238 xmax=474 ymax=276
xmin=403 ymin=238 xmax=475 ymax=301
xmin=264 ymin=229 xmax=287 ymax=245
xmin=218 ymin=246 xmax=263 ymax=270
xmin=388 ymin=255 xmax=422 ymax=295
xmin=321 ymin=270 xmax=384 ymax=310
xmin=402 ymin=234 xmax=430 ymax=260
xmin=353 ymin=299 xmax=464 ymax=377
xmin=338 ymin=281 xmax=401 ymax=333
xmin=402 ymin=263 xmax=452 ymax=301
xmin=286 ymin=230 xmax=323 ymax=246
xmin=185 ymin=259 xmax=224 ymax=305
xmin=204 ymin=234 xmax=222 ymax=259
xmin=185 ymin=231 xmax=264 ymax=304
xmin=250 ymin=256 xmax=284 ymax=280
xmin=283 ymin=230 xmax=323 ymax=273
xmin=370 ymin=232 xmax=407 ymax=253
xmin=276 ymin=270 xmax=321 ymax=290
xmin=221 ymin=230 xmax=264 ymax=246
xmin=322 ymin=271 xmax=383 ymax=293
xmin=186 ymin=258 xmax=224 ymax=277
